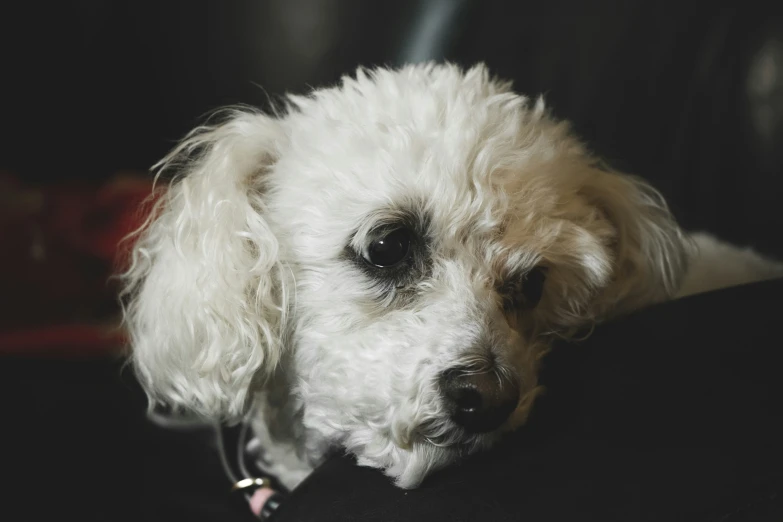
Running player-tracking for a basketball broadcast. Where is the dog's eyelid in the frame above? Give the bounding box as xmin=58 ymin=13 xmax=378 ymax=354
xmin=502 ymin=263 xmax=547 ymax=284
xmin=529 ymin=265 xmax=549 ymax=275
xmin=498 ymin=264 xmax=548 ymax=311
xmin=351 ymin=217 xmax=409 ymax=250
xmin=354 ymin=223 xmax=412 ymax=252
xmin=367 ymin=222 xmax=406 ymax=238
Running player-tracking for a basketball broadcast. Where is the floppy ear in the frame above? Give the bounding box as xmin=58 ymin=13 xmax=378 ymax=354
xmin=121 ymin=110 xmax=287 ymax=420
xmin=579 ymin=167 xmax=690 ymax=318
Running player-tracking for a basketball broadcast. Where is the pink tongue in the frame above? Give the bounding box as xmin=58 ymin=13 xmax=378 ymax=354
xmin=248 ymin=487 xmax=276 ymax=517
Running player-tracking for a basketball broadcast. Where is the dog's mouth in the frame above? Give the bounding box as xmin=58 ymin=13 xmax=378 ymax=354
xmin=414 ymin=420 xmax=493 ymax=452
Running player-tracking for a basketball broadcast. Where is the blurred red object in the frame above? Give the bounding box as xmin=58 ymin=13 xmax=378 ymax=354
xmin=0 ymin=172 xmax=161 ymax=353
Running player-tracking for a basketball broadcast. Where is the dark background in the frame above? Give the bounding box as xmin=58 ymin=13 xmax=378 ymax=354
xmin=2 ymin=1 xmax=782 ymax=259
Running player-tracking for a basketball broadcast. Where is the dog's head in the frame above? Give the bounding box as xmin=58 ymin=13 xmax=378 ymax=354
xmin=122 ymin=64 xmax=687 ymax=487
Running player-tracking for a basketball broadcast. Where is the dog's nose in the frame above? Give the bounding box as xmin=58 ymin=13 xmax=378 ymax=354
xmin=440 ymin=367 xmax=520 ymax=433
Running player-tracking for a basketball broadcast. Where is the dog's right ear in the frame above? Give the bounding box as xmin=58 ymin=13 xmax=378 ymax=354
xmin=121 ymin=110 xmax=288 ymax=420
xmin=576 ymin=167 xmax=690 ymax=317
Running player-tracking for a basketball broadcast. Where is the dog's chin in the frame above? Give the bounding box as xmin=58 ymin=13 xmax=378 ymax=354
xmin=356 ymin=439 xmax=459 ymax=489
xmin=420 ymin=425 xmax=491 ymax=451
xmin=358 ymin=425 xmax=497 ymax=489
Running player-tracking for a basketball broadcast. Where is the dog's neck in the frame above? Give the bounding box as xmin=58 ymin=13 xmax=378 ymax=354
xmin=248 ymin=358 xmax=323 ymax=490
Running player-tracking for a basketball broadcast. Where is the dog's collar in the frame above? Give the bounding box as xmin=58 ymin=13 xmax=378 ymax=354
xmin=232 ymin=477 xmax=284 ymax=519
xmin=216 ymin=422 xmax=286 ymax=520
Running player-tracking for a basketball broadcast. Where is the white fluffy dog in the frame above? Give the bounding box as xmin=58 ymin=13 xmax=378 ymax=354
xmin=122 ymin=63 xmax=783 ymax=489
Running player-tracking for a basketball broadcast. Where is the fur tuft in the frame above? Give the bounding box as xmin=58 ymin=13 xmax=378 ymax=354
xmin=121 ymin=110 xmax=288 ymax=420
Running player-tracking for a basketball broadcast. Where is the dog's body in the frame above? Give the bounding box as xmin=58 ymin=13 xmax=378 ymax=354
xmin=123 ymin=64 xmax=783 ymax=490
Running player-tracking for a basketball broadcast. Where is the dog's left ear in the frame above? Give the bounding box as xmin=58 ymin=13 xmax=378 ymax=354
xmin=578 ymin=167 xmax=689 ymax=317
xmin=121 ymin=110 xmax=288 ymax=420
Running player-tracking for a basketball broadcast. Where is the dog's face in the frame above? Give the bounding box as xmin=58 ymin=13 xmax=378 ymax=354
xmin=124 ymin=64 xmax=687 ymax=488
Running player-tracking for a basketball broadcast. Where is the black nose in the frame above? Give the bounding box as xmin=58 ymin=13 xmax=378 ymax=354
xmin=440 ymin=367 xmax=520 ymax=433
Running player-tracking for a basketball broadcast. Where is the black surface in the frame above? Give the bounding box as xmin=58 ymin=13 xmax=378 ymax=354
xmin=274 ymin=280 xmax=783 ymax=522
xmin=3 ymin=281 xmax=782 ymax=522
xmin=2 ymin=358 xmax=255 ymax=522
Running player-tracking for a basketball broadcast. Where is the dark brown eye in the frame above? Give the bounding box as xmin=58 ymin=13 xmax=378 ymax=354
xmin=521 ymin=266 xmax=547 ymax=308
xmin=364 ymin=228 xmax=412 ymax=268
xmin=502 ymin=266 xmax=548 ymax=311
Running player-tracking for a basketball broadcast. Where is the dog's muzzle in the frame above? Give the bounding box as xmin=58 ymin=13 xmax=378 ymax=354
xmin=439 ymin=366 xmax=520 ymax=433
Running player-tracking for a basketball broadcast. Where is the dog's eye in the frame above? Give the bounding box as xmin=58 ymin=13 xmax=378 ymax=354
xmin=502 ymin=266 xmax=548 ymax=311
xmin=522 ymin=266 xmax=547 ymax=307
xmin=364 ymin=228 xmax=412 ymax=268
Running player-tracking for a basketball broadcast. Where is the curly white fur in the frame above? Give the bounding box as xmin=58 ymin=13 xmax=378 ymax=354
xmin=121 ymin=63 xmax=783 ymax=489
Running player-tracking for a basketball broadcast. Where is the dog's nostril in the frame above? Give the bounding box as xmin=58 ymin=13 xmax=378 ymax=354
xmin=450 ymin=386 xmax=483 ymax=414
xmin=440 ymin=367 xmax=520 ymax=434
